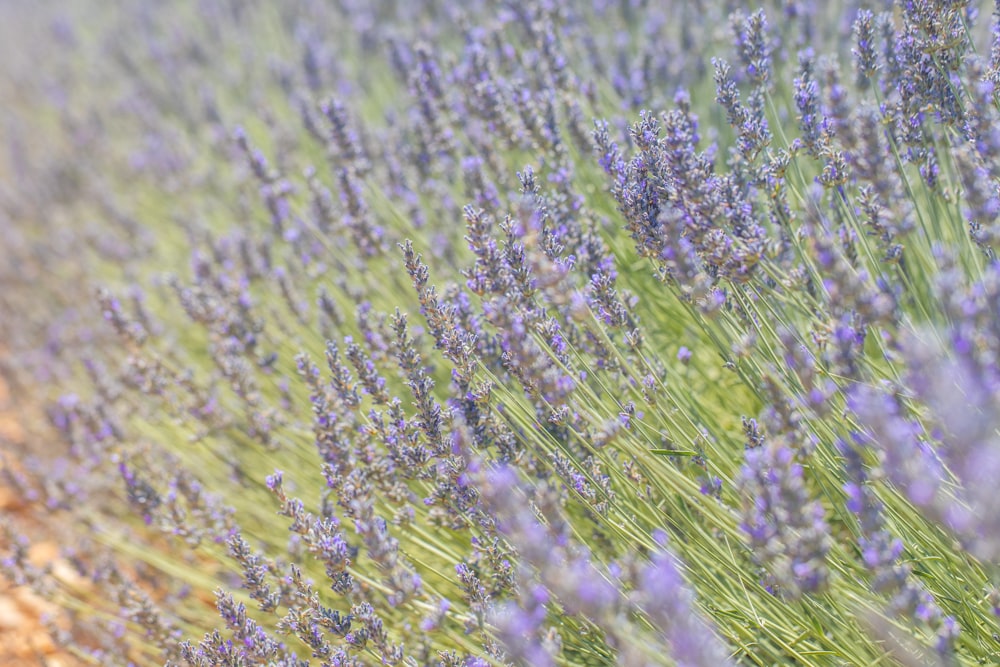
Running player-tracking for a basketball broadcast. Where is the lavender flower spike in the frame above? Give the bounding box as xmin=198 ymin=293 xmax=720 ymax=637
xmin=739 ymin=440 xmax=831 ymax=598
xmin=482 ymin=466 xmax=732 ymax=667
xmin=633 ymin=530 xmax=735 ymax=667
xmin=852 ymin=324 xmax=1000 ymax=562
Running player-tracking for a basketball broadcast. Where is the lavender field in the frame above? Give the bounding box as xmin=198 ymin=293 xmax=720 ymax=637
xmin=2 ymin=1 xmax=1000 ymax=665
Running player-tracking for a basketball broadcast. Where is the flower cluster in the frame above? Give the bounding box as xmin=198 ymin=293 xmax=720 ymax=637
xmin=2 ymin=1 xmax=1000 ymax=667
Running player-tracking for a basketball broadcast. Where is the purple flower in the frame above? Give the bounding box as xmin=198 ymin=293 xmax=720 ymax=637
xmin=633 ymin=531 xmax=734 ymax=667
xmin=739 ymin=440 xmax=831 ymax=597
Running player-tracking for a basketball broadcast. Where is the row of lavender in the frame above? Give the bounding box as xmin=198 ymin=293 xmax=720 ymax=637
xmin=2 ymin=0 xmax=1000 ymax=665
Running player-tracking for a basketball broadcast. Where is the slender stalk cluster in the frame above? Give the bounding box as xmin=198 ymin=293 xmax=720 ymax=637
xmin=3 ymin=1 xmax=1000 ymax=666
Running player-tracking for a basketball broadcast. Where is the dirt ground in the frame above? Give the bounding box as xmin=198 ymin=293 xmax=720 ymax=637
xmin=0 ymin=372 xmax=81 ymax=666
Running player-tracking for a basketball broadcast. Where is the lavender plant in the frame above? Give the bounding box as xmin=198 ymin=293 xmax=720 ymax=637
xmin=3 ymin=1 xmax=1000 ymax=666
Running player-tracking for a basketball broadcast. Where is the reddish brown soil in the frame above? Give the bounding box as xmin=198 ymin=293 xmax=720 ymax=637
xmin=0 ymin=373 xmax=82 ymax=666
